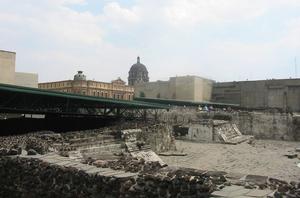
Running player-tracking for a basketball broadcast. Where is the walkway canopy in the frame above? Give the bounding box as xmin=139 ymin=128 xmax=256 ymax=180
xmin=0 ymin=83 xmax=168 ymax=116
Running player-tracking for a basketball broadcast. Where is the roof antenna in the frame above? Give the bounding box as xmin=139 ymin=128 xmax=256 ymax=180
xmin=295 ymin=57 xmax=298 ymax=78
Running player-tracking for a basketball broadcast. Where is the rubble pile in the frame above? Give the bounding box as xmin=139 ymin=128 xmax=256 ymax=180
xmin=267 ymin=178 xmax=300 ymax=198
xmin=0 ymin=131 xmax=62 ymax=156
xmin=91 ymin=155 xmax=163 ymax=173
xmin=0 ymin=156 xmax=215 ymax=198
xmin=122 ymin=173 xmax=214 ymax=197
xmin=0 ymin=157 xmax=122 ymax=198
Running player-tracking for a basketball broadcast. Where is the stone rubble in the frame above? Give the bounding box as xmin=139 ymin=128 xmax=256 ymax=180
xmin=0 ymin=131 xmax=63 ymax=156
xmin=0 ymin=125 xmax=299 ymax=197
xmin=87 ymin=154 xmax=164 ymax=173
xmin=0 ymin=156 xmax=215 ymax=198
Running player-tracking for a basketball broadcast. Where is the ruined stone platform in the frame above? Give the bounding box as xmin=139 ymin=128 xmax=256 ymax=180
xmin=211 ymin=185 xmax=273 ymax=197
xmin=22 ymin=152 xmax=138 ymax=178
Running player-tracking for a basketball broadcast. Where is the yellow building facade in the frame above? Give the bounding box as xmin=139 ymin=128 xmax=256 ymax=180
xmin=39 ymin=71 xmax=134 ymax=100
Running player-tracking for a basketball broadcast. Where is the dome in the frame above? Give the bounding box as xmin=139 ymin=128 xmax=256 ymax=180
xmin=74 ymin=71 xmax=86 ymax=81
xmin=128 ymin=57 xmax=149 ymax=86
xmin=129 ymin=57 xmax=148 ymax=73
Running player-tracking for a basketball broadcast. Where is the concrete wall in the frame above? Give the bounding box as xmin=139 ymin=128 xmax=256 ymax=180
xmin=15 ymin=72 xmax=38 ymax=88
xmin=0 ymin=50 xmax=15 ymax=85
xmin=171 ymin=76 xmax=195 ymax=101
xmin=134 ymin=76 xmax=214 ymax=102
xmin=186 ymin=124 xmax=213 ymax=142
xmin=134 ymin=80 xmax=170 ymax=98
xmin=212 ymin=79 xmax=300 ymax=112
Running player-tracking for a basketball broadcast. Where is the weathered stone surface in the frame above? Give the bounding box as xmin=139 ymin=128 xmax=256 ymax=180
xmin=0 ymin=156 xmax=215 ymax=198
xmin=0 ymin=148 xmax=8 ymax=156
xmin=27 ymin=149 xmax=37 ymax=155
xmin=7 ymin=148 xmax=18 ymax=155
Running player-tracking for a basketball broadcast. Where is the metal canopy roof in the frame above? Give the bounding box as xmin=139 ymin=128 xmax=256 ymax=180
xmin=0 ymin=83 xmax=168 ymax=115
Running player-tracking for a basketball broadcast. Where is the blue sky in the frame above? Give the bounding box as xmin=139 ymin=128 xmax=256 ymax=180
xmin=1 ymin=0 xmax=300 ymax=83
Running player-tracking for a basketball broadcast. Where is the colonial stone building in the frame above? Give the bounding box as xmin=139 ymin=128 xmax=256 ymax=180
xmin=39 ymin=71 xmax=134 ymax=100
xmin=128 ymin=57 xmax=149 ymax=86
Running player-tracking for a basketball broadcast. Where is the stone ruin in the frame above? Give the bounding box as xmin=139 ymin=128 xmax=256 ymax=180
xmin=0 ymin=125 xmax=219 ymax=197
xmin=0 ymin=119 xmax=299 ymax=197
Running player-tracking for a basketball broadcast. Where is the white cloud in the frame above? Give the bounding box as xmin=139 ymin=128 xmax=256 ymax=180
xmin=100 ymin=2 xmax=140 ymax=29
xmin=164 ymin=0 xmax=267 ymax=26
xmin=1 ymin=0 xmax=300 ymax=83
xmin=0 ymin=0 xmax=102 ymax=45
xmin=54 ymin=0 xmax=87 ymax=5
xmin=34 ymin=9 xmax=102 ymax=44
xmin=279 ymin=18 xmax=300 ymax=48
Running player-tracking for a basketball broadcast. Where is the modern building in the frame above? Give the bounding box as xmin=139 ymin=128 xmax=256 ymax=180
xmin=39 ymin=71 xmax=134 ymax=100
xmin=0 ymin=50 xmax=38 ymax=88
xmin=0 ymin=50 xmax=16 ymax=85
xmin=212 ymin=79 xmax=300 ymax=111
xmin=15 ymin=72 xmax=38 ymax=88
xmin=134 ymin=75 xmax=214 ymax=102
xmin=128 ymin=56 xmax=149 ymax=86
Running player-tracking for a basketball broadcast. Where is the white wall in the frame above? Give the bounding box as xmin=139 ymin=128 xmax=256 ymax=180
xmin=15 ymin=72 xmax=38 ymax=88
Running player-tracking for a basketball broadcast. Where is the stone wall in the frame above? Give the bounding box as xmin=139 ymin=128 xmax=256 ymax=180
xmin=186 ymin=123 xmax=213 ymax=142
xmin=0 ymin=157 xmax=214 ymax=198
xmin=232 ymin=112 xmax=298 ymax=141
xmin=98 ymin=121 xmax=176 ymax=153
xmin=140 ymin=124 xmax=176 ymax=152
xmin=154 ymin=108 xmax=300 ymax=141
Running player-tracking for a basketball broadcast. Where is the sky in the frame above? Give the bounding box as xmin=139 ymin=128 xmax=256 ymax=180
xmin=1 ymin=0 xmax=300 ymax=83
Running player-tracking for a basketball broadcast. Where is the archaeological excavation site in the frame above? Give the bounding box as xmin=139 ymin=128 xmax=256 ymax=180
xmin=0 ymin=102 xmax=300 ymax=198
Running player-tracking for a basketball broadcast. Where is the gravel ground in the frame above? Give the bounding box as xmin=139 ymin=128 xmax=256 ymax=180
xmin=160 ymin=140 xmax=300 ymax=182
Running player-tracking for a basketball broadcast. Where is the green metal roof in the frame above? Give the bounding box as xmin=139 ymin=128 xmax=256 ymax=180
xmin=0 ymin=83 xmax=168 ymax=109
xmin=134 ymin=97 xmax=240 ymax=108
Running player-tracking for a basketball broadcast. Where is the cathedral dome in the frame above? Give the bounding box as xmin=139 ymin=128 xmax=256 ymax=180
xmin=128 ymin=57 xmax=149 ymax=86
xmin=129 ymin=57 xmax=148 ymax=73
xmin=74 ymin=71 xmax=86 ymax=81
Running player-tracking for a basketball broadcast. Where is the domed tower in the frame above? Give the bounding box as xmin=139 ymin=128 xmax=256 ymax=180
xmin=74 ymin=71 xmax=86 ymax=81
xmin=72 ymin=71 xmax=87 ymax=95
xmin=128 ymin=56 xmax=149 ymax=86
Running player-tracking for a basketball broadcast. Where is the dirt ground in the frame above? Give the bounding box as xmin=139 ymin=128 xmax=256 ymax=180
xmin=160 ymin=140 xmax=300 ymax=182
